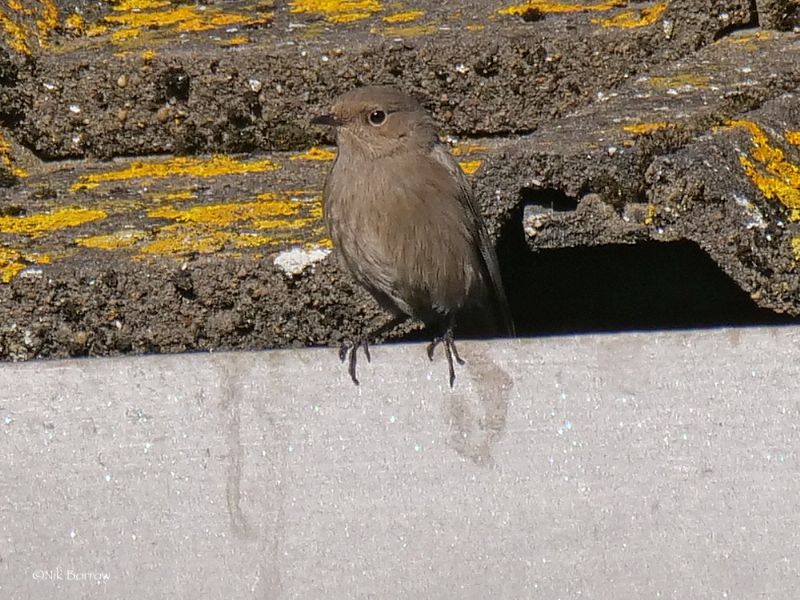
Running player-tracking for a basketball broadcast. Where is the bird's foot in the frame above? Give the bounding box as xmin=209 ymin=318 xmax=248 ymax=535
xmin=339 ymin=336 xmax=371 ymax=385
xmin=426 ymin=328 xmax=465 ymax=388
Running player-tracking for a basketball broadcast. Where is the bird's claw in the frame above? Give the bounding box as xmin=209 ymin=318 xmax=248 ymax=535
xmin=340 ymin=337 xmax=371 ymax=385
xmin=426 ymin=329 xmax=465 ymax=388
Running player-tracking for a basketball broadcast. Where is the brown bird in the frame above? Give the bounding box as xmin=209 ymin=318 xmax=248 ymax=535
xmin=312 ymin=86 xmax=514 ymax=387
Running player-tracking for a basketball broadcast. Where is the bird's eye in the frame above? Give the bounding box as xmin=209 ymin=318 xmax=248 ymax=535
xmin=368 ymin=110 xmax=386 ymax=126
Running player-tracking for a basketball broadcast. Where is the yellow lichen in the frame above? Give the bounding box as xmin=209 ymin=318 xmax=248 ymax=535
xmin=290 ymin=147 xmax=337 ymax=161
xmin=0 ymin=208 xmax=107 ymax=237
xmin=792 ymin=237 xmax=800 ymax=261
xmin=0 ymin=132 xmax=28 ymax=178
xmin=451 ymin=143 xmax=487 ymax=156
xmin=289 ymin=0 xmax=382 ymax=23
xmin=786 ymin=131 xmax=800 ymax=146
xmin=135 ymin=192 xmax=325 ymax=256
xmin=0 ymin=8 xmax=32 ymax=54
xmin=76 ymin=229 xmax=149 ymax=250
xmin=86 ymin=23 xmax=110 ymax=37
xmin=220 ymin=35 xmax=251 ymax=46
xmin=726 ymin=31 xmax=774 ymax=45
xmin=459 ymin=160 xmax=482 ymax=176
xmin=0 ymin=247 xmax=26 ymax=283
xmin=112 ymin=0 xmax=171 ymax=10
xmin=35 ymin=0 xmax=59 ymax=46
xmin=71 ymin=155 xmax=281 ymax=191
xmin=593 ymin=2 xmax=667 ymax=28
xmin=623 ymin=122 xmax=671 ymax=135
xmin=647 ymin=74 xmax=710 ymax=89
xmin=643 ymin=203 xmax=658 ymax=225
xmin=64 ymin=12 xmax=86 ymax=33
xmin=382 ymin=10 xmax=424 ymax=23
xmin=147 ymin=199 xmax=299 ymax=226
xmin=160 ymin=190 xmax=196 ymax=201
xmin=7 ymin=0 xmax=29 ymax=12
xmin=728 ymin=119 xmax=800 ymax=221
xmin=379 ymin=23 xmax=437 ymax=36
xmin=499 ymin=0 xmax=626 ymax=17
xmin=98 ymin=3 xmax=270 ymax=42
xmin=136 ymin=228 xmax=262 ymax=255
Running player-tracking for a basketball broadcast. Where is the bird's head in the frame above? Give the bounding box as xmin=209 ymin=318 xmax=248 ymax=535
xmin=312 ymin=86 xmax=438 ymax=159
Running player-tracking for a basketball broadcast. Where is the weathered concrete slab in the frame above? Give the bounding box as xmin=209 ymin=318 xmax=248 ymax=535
xmin=0 ymin=2 xmax=799 ymax=360
xmin=2 ymin=328 xmax=800 ymax=598
xmin=0 ymin=0 xmax=765 ymax=158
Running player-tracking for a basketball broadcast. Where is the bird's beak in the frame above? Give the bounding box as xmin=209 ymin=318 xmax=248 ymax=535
xmin=311 ymin=113 xmax=340 ymax=127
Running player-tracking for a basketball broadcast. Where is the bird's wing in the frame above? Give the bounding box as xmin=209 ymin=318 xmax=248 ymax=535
xmin=429 ymin=144 xmax=515 ymax=336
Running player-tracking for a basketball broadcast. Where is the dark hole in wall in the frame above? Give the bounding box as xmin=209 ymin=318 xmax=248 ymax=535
xmin=494 ymin=208 xmax=797 ymax=336
xmin=523 ymin=188 xmax=578 ymax=214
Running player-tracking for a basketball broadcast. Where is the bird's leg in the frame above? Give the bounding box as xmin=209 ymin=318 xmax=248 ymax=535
xmin=340 ymin=315 xmax=408 ymax=385
xmin=426 ymin=326 xmax=465 ymax=388
xmin=341 ymin=337 xmax=369 ymax=385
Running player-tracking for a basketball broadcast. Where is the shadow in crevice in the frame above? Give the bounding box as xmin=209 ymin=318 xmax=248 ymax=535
xmin=712 ymin=0 xmax=760 ymax=41
xmin=522 ymin=187 xmax=579 ymax=215
xmin=494 ymin=205 xmax=797 ymax=336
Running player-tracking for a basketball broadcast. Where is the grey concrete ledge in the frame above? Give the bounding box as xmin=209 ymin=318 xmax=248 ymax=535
xmin=2 ymin=326 xmax=800 ymax=598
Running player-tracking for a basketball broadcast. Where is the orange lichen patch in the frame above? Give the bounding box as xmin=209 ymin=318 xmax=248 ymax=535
xmin=253 ymin=196 xmax=323 ymax=229
xmin=0 ymin=248 xmax=51 ymax=283
xmin=728 ymin=119 xmax=800 ymax=221
xmin=1 ymin=0 xmax=59 ymax=53
xmin=128 ymin=191 xmax=325 ymax=255
xmin=159 ymin=190 xmax=197 ymax=202
xmin=64 ymin=12 xmax=86 ymax=33
xmin=219 ymin=35 xmax=251 ymax=46
xmin=499 ymin=0 xmax=625 ymax=17
xmin=382 ymin=10 xmax=424 ymax=23
xmin=623 ymin=121 xmax=671 ymax=135
xmin=253 ymin=216 xmax=320 ymax=229
xmin=136 ymin=192 xmax=325 ymax=256
xmin=147 ymin=198 xmax=298 ymax=225
xmin=137 ymin=227 xmax=271 ymax=255
xmin=92 ymin=189 xmax=199 ymax=214
xmin=113 ymin=0 xmax=171 ymax=10
xmin=290 ymin=147 xmax=337 ymax=161
xmin=464 ymin=23 xmax=485 ymax=31
xmin=0 ymin=132 xmax=28 ymax=178
xmin=289 ymin=0 xmax=381 ymax=24
xmin=792 ymin=238 xmax=800 ymax=261
xmin=646 ymin=74 xmax=710 ymax=89
xmin=786 ymin=131 xmax=800 ymax=146
xmin=0 ymin=208 xmax=107 ymax=237
xmin=87 ymin=1 xmax=271 ymax=43
xmin=0 ymin=8 xmax=32 ymax=54
xmin=86 ymin=22 xmax=110 ymax=37
xmin=643 ymin=203 xmax=658 ymax=226
xmin=35 ymin=0 xmax=59 ymax=45
xmin=0 ymin=248 xmax=26 ymax=283
xmin=593 ymin=1 xmax=667 ymax=27
xmin=451 ymin=143 xmax=487 ymax=157
xmin=459 ymin=160 xmax=482 ymax=176
xmin=76 ymin=229 xmax=149 ymax=250
xmin=726 ymin=30 xmax=774 ymax=45
xmin=379 ymin=23 xmax=437 ymax=36
xmin=71 ymin=155 xmax=281 ymax=191
xmin=7 ymin=0 xmax=30 ymax=12
xmin=141 ymin=49 xmax=157 ymax=61
xmin=307 ymin=200 xmax=323 ymax=219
